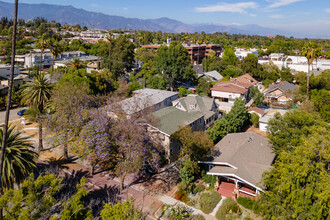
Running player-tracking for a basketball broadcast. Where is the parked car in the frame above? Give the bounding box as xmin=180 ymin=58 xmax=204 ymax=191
xmin=17 ymin=109 xmax=27 ymax=116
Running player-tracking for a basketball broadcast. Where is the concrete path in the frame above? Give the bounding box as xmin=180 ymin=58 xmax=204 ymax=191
xmin=210 ymin=196 xmax=225 ymax=216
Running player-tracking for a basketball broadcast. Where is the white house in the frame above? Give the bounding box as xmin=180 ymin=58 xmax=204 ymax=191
xmin=211 ymin=74 xmax=258 ymax=112
xmin=0 ymin=64 xmax=20 ymax=79
xmin=235 ymin=48 xmax=259 ymax=60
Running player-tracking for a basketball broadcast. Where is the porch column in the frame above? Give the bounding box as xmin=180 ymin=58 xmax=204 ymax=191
xmin=235 ymin=179 xmax=238 ymax=188
xmin=256 ymin=189 xmax=260 ymax=194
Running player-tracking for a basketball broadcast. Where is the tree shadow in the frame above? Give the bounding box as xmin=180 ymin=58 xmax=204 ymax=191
xmin=47 ymin=156 xmax=79 ymax=169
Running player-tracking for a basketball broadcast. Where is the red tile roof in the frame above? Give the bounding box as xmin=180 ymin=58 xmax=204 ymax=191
xmin=247 ymin=107 xmax=265 ymax=116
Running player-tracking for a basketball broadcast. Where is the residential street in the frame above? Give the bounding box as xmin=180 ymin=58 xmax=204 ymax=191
xmin=0 ymin=107 xmax=25 ymax=123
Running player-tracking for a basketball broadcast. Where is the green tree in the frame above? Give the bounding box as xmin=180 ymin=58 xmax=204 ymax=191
xmin=103 ymin=35 xmax=135 ymax=79
xmin=250 ymin=113 xmax=260 ymax=128
xmin=280 ymin=67 xmax=294 ymax=82
xmin=155 ymin=41 xmax=194 ymax=90
xmin=222 ymin=47 xmax=237 ymax=66
xmin=100 ymin=199 xmax=144 ymax=220
xmin=221 ymin=65 xmax=243 ymax=78
xmin=196 ymin=77 xmax=213 ymax=96
xmin=0 ymin=125 xmax=37 ymax=189
xmin=267 ymin=110 xmax=328 ymax=153
xmin=59 ymin=177 xmax=93 ymax=220
xmin=179 ymin=157 xmax=199 ymax=193
xmin=256 ymin=127 xmax=329 ymax=219
xmin=310 ymin=89 xmax=330 ymax=122
xmin=0 ymin=173 xmax=62 ymax=219
xmin=207 ymin=98 xmax=249 ymax=143
xmin=21 ymin=73 xmax=53 ymax=152
xmin=172 ymin=126 xmax=214 ymax=161
xmin=249 ymin=87 xmax=264 ymax=107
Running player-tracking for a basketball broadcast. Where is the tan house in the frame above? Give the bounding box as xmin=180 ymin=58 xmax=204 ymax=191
xmin=149 ymin=94 xmax=218 ymax=161
xmin=263 ymin=81 xmax=297 ymax=105
xmin=200 ymin=132 xmax=275 ymax=198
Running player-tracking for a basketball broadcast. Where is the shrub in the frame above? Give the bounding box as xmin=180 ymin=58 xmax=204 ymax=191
xmin=216 ymin=198 xmax=240 ymax=220
xmin=169 ymin=204 xmax=190 ymax=219
xmin=175 ymin=189 xmax=188 ymax=203
xmin=193 ymin=184 xmax=205 ymax=194
xmin=201 ymin=170 xmax=217 ymax=185
xmin=199 ymin=191 xmax=222 ymax=214
xmin=250 ymin=113 xmax=259 ymax=128
xmin=237 ymin=197 xmax=254 ymax=210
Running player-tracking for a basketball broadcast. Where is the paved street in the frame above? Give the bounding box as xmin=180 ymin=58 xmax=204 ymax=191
xmin=0 ymin=107 xmax=25 ymax=123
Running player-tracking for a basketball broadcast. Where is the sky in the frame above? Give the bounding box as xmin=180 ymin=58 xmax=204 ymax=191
xmin=3 ymin=0 xmax=330 ymax=36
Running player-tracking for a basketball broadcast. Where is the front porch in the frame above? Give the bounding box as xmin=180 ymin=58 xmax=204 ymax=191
xmin=215 ymin=177 xmax=258 ymax=199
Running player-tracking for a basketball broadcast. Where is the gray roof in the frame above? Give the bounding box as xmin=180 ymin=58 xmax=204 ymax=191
xmin=203 ymin=70 xmax=223 ymax=81
xmin=266 ymin=81 xmax=297 ymax=94
xmin=114 ymin=88 xmax=178 ymax=115
xmin=207 ymin=132 xmax=275 ymax=187
xmin=152 ymin=106 xmax=203 ymax=135
xmin=174 ymin=94 xmax=215 ymax=116
xmin=259 ymin=115 xmax=274 ymax=124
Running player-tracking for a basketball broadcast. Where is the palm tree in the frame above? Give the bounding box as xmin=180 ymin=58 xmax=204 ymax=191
xmin=36 ymin=34 xmax=48 ymax=73
xmin=21 ymin=73 xmax=53 ymax=152
xmin=0 ymin=0 xmax=19 ymax=194
xmin=48 ymin=39 xmax=64 ymax=67
xmin=301 ymin=42 xmax=318 ymax=99
xmin=0 ymin=125 xmax=37 ymax=189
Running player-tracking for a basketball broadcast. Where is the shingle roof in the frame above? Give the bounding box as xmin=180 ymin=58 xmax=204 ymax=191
xmin=231 ymin=74 xmax=258 ymax=88
xmin=204 ymin=70 xmax=223 ymax=81
xmin=113 ymin=88 xmax=178 ymax=115
xmin=211 ymin=81 xmax=248 ymax=94
xmin=152 ymin=106 xmax=203 ymax=135
xmin=266 ymin=81 xmax=297 ymax=94
xmin=207 ymin=132 xmax=275 ymax=186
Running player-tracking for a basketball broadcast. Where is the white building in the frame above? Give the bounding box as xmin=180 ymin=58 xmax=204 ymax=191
xmin=0 ymin=64 xmax=20 ymax=79
xmin=258 ymin=53 xmax=330 ymax=73
xmin=235 ymin=48 xmax=259 ymax=60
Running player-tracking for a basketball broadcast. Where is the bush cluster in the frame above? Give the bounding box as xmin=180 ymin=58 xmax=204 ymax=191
xmin=199 ymin=191 xmax=222 ymax=214
xmin=216 ymin=198 xmax=241 ymax=220
xmin=236 ymin=196 xmax=254 ymax=210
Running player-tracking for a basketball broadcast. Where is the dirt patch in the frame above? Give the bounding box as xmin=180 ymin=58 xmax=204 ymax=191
xmin=246 ymin=126 xmax=267 ymax=137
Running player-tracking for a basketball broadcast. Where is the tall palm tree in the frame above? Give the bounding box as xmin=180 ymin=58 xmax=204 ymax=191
xmin=21 ymin=73 xmax=53 ymax=152
xmin=67 ymin=57 xmax=85 ymax=69
xmin=0 ymin=0 xmax=18 ymax=194
xmin=0 ymin=125 xmax=37 ymax=189
xmin=48 ymin=39 xmax=64 ymax=67
xmin=301 ymin=42 xmax=318 ymax=99
xmin=36 ymin=34 xmax=48 ymax=73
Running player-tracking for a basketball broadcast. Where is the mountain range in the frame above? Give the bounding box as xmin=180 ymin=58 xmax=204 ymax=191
xmin=0 ymin=0 xmax=289 ymax=36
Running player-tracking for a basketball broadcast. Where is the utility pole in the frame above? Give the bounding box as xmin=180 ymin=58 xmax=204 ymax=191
xmin=0 ymin=0 xmax=18 ymax=197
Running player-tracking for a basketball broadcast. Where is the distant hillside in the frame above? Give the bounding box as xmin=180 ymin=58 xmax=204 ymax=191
xmin=0 ymin=0 xmax=282 ymax=36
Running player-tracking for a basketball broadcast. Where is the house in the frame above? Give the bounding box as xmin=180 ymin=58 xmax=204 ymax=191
xmin=106 ymin=88 xmax=179 ymax=117
xmin=199 ymin=132 xmax=275 ymax=198
xmin=263 ymin=81 xmax=297 ymax=105
xmin=259 ymin=109 xmax=287 ymax=132
xmin=211 ymin=74 xmax=258 ymax=112
xmin=247 ymin=107 xmax=265 ymax=117
xmin=200 ymin=70 xmax=223 ymax=82
xmin=149 ymin=94 xmax=218 ymax=161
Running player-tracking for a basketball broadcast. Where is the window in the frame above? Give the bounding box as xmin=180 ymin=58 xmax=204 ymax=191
xmin=177 ymin=103 xmax=182 ymax=108
xmin=191 ymin=122 xmax=195 ymax=126
xmin=189 ymin=105 xmax=196 ymax=110
xmin=199 ymin=118 xmax=203 ymax=125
